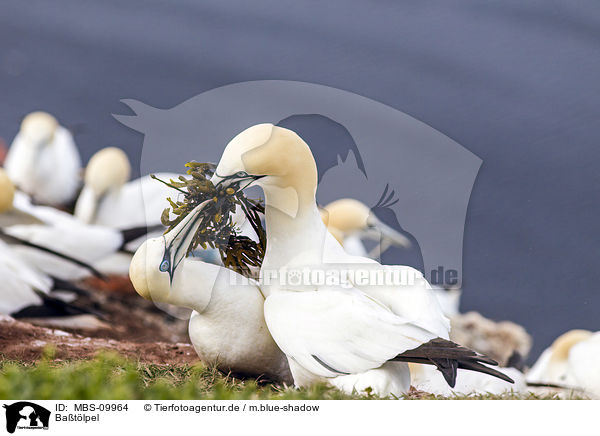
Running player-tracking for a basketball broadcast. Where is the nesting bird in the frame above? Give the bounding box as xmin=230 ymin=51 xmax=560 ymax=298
xmin=201 ymin=124 xmax=512 ymax=396
xmin=4 ymin=112 xmax=81 ymax=206
xmin=129 ymin=202 xmax=291 ymax=382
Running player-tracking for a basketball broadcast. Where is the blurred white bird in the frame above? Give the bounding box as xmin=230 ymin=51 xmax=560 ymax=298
xmin=0 ymin=169 xmax=153 ymax=280
xmin=0 ymin=237 xmax=103 ymax=328
xmin=4 ymin=112 xmax=81 ymax=206
xmin=208 ymin=124 xmax=512 ymax=397
xmin=74 ymin=146 xmax=177 ymax=233
xmin=321 ymin=198 xmax=411 ymax=258
xmin=129 ymin=201 xmax=291 ymax=382
xmin=527 ymin=329 xmax=600 ymax=398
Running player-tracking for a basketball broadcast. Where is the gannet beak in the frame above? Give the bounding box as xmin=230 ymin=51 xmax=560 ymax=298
xmin=364 ymin=215 xmax=412 ymax=255
xmin=213 ymin=172 xmax=266 ymax=193
xmin=160 ymin=198 xmax=213 ymax=283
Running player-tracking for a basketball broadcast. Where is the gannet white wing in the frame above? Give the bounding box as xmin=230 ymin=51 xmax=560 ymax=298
xmin=264 ymin=287 xmax=438 ymax=378
xmin=0 ymin=241 xmax=51 ymax=314
xmin=322 ymin=231 xmax=450 ymax=339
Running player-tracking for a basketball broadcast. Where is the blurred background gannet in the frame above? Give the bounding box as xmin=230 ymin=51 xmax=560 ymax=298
xmin=321 ymin=198 xmax=411 ymax=258
xmin=209 ymin=123 xmax=512 ymax=396
xmin=74 ymin=146 xmax=177 ymax=235
xmin=526 ymin=329 xmax=599 ymax=397
xmin=0 ymin=169 xmax=151 ymax=279
xmin=0 ymin=239 xmax=103 ymax=328
xmin=4 ymin=111 xmax=81 ymax=207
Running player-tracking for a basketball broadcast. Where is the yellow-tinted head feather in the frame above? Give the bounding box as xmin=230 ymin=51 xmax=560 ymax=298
xmin=0 ymin=168 xmax=15 ymax=213
xmin=323 ymin=198 xmax=371 ymax=234
xmin=20 ymin=111 xmax=58 ymax=144
xmin=85 ymin=147 xmax=131 ymax=195
xmin=550 ymin=329 xmax=593 ymax=362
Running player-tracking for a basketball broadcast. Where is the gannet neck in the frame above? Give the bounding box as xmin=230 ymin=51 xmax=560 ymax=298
xmin=261 ymin=183 xmax=329 ymax=271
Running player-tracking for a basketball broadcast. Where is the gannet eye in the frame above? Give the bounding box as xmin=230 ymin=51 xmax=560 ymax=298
xmin=236 ymin=171 xmax=248 ymax=178
xmin=159 ymin=259 xmax=170 ymax=272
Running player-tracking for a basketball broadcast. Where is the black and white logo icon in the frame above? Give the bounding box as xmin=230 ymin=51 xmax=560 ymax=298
xmin=3 ymin=402 xmax=50 ymax=433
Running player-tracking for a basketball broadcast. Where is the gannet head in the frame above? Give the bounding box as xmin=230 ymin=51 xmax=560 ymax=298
xmin=550 ymin=329 xmax=593 ymax=363
xmin=84 ymin=147 xmax=131 ymax=195
xmin=0 ymin=168 xmax=15 ymax=213
xmin=212 ymin=124 xmax=318 ymax=200
xmin=323 ymin=198 xmax=411 ymax=249
xmin=20 ymin=111 xmax=58 ymax=146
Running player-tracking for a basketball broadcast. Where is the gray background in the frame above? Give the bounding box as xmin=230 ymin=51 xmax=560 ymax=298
xmin=1 ymin=0 xmax=598 ymax=360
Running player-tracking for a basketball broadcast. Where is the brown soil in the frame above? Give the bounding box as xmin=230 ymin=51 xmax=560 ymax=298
xmin=0 ymin=275 xmax=199 ymax=364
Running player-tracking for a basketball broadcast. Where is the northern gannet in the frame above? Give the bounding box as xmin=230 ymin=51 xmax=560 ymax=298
xmin=208 ymin=124 xmax=512 ymax=396
xmin=74 ymin=146 xmax=177 ymax=233
xmin=4 ymin=112 xmax=81 ymax=206
xmin=527 ymin=329 xmax=600 ymax=398
xmin=129 ymin=202 xmax=291 ymax=382
xmin=321 ymin=198 xmax=411 ymax=258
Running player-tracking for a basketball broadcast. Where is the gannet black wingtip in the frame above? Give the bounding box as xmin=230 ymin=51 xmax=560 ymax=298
xmin=391 ymin=338 xmax=515 ymax=387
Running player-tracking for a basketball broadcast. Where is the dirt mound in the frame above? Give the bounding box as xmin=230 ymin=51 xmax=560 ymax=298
xmin=1 ymin=275 xmax=198 ymax=364
xmin=0 ymin=316 xmax=198 ymax=364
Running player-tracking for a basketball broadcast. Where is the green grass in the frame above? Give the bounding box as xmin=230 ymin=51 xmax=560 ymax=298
xmin=0 ymin=350 xmax=578 ymax=400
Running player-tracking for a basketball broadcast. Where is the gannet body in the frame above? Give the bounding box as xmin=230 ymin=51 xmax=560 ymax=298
xmin=4 ymin=112 xmax=81 ymax=206
xmin=0 ymin=239 xmax=96 ymax=325
xmin=129 ymin=203 xmax=291 ymax=382
xmin=210 ymin=124 xmax=510 ymax=397
xmin=0 ymin=239 xmax=52 ymax=315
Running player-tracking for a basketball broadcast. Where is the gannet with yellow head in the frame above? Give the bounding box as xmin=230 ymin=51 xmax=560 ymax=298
xmin=4 ymin=111 xmax=81 ymax=206
xmin=527 ymin=329 xmax=600 ymax=397
xmin=74 ymin=146 xmax=178 ymax=235
xmin=321 ymin=198 xmax=411 ymax=258
xmin=128 ymin=200 xmax=291 ymax=382
xmin=208 ymin=124 xmax=512 ymax=396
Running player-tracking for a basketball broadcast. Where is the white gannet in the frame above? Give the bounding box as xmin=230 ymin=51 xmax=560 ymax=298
xmin=527 ymin=329 xmax=600 ymax=397
xmin=4 ymin=112 xmax=81 ymax=206
xmin=128 ymin=202 xmax=291 ymax=382
xmin=0 ymin=170 xmax=148 ymax=280
xmin=321 ymin=198 xmax=411 ymax=258
xmin=74 ymin=146 xmax=177 ymax=233
xmin=208 ymin=124 xmax=512 ymax=396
